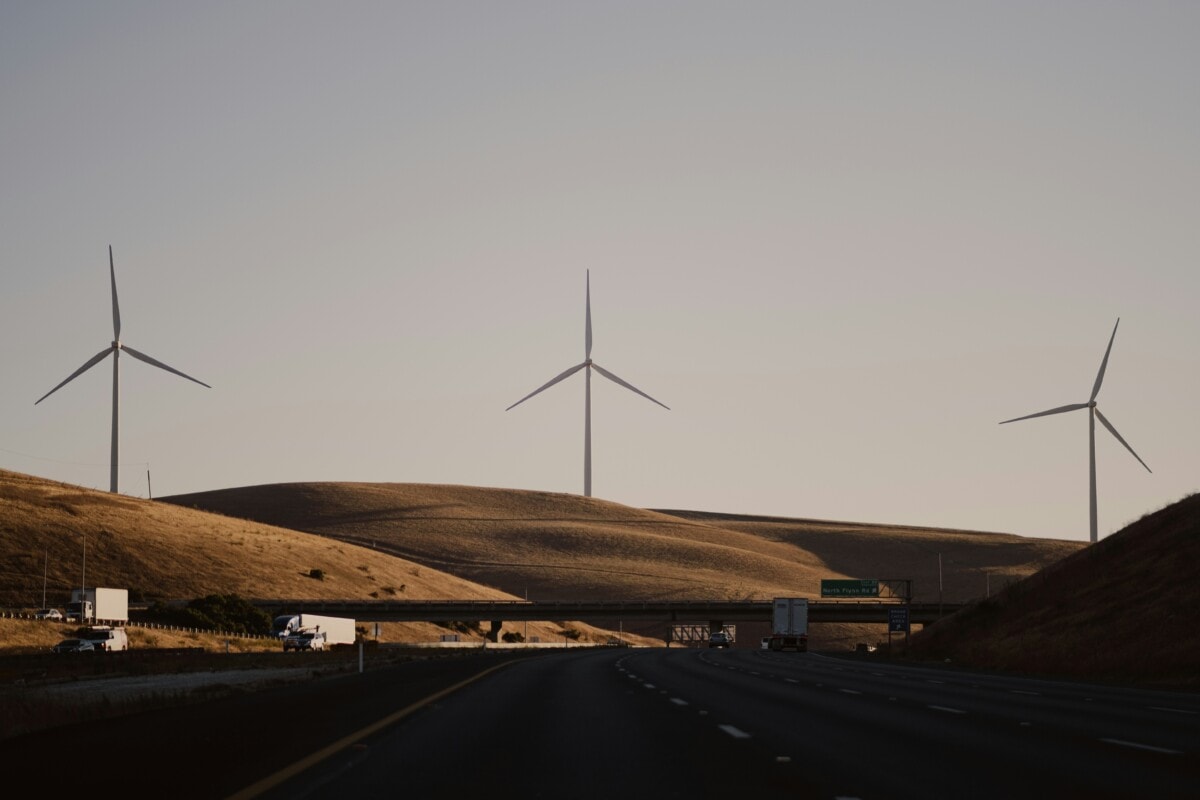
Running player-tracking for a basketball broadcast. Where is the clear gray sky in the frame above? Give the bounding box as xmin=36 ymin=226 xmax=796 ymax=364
xmin=3 ymin=2 xmax=1197 ymax=541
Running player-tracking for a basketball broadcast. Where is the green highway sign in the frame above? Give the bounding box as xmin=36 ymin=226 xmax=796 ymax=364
xmin=821 ymin=579 xmax=880 ymax=598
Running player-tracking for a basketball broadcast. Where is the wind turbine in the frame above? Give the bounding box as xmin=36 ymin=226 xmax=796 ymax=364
xmin=1000 ymin=318 xmax=1150 ymax=543
xmin=35 ymin=246 xmax=211 ymax=494
xmin=506 ymin=271 xmax=669 ymax=497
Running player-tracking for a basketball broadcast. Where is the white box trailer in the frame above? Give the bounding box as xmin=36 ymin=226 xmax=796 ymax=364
xmin=769 ymin=597 xmax=808 ymax=652
xmin=272 ymin=614 xmax=356 ymax=646
xmin=68 ymin=587 xmax=129 ymax=624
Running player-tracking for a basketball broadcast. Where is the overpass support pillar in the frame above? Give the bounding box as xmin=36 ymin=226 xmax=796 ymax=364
xmin=487 ymin=620 xmax=503 ymax=642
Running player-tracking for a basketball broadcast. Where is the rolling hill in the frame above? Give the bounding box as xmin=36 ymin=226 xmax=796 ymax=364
xmin=163 ymin=481 xmax=1081 ymax=604
xmin=2 ymin=468 xmax=1089 ymax=652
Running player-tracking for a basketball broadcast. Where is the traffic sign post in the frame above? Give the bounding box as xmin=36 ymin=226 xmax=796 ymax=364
xmin=888 ymin=606 xmax=911 ymax=651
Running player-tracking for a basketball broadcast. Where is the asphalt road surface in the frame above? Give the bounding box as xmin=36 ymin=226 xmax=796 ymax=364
xmin=254 ymin=648 xmax=1199 ymax=799
xmin=5 ymin=648 xmax=1198 ymax=798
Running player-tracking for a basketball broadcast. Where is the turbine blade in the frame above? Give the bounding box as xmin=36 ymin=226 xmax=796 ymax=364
xmin=585 ymin=270 xmax=593 ymax=360
xmin=1094 ymin=407 xmax=1151 ymax=473
xmin=591 ymin=362 xmax=670 ymax=410
xmin=35 ymin=348 xmax=112 ymax=405
xmin=110 ymin=245 xmax=121 ymax=341
xmin=506 ymin=361 xmax=587 ymax=411
xmin=999 ymin=403 xmax=1089 ymax=424
xmin=120 ymin=345 xmax=211 ymax=388
xmin=1090 ymin=318 xmax=1120 ymax=403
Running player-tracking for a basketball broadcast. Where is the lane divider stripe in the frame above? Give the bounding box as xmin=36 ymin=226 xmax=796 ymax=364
xmin=226 ymin=660 xmax=517 ymax=799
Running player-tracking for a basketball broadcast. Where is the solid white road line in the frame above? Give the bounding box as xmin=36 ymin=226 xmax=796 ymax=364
xmin=1010 ymin=690 xmax=1040 ymax=696
xmin=1148 ymin=706 xmax=1198 ymax=715
xmin=928 ymin=705 xmax=967 ymax=715
xmin=839 ymin=689 xmax=862 ymax=695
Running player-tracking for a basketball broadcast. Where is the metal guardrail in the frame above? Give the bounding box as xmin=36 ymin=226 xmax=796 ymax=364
xmin=1 ymin=609 xmax=274 ymax=640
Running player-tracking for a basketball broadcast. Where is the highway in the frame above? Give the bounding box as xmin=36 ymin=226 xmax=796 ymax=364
xmin=4 ymin=647 xmax=1196 ymax=798
xmin=250 ymin=648 xmax=1200 ymax=799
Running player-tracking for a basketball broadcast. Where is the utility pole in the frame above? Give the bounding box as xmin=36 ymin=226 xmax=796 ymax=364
xmin=80 ymin=533 xmax=87 ymax=623
xmin=938 ymin=553 xmax=943 ymax=618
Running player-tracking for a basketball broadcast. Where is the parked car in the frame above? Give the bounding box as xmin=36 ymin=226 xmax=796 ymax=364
xmin=52 ymin=638 xmax=95 ymax=654
xmin=35 ymin=608 xmax=64 ymax=622
xmin=708 ymin=631 xmax=731 ymax=649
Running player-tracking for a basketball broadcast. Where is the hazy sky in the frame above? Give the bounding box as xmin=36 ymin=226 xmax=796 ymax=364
xmin=3 ymin=2 xmax=1197 ymax=542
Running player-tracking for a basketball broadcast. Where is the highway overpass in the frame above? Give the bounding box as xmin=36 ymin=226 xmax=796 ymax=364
xmin=252 ymin=599 xmax=964 ymax=634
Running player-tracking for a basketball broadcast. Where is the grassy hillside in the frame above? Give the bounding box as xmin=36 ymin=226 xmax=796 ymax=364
xmin=662 ymin=510 xmax=1083 ymax=603
xmin=165 ymin=482 xmax=1080 ymax=604
xmin=0 ymin=470 xmax=650 ymax=648
xmin=909 ymin=493 xmax=1200 ymax=688
xmin=2 ymin=468 xmax=1091 ymax=655
xmin=0 ymin=470 xmax=513 ymax=608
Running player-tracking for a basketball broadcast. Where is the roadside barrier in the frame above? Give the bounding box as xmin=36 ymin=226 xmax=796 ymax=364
xmin=1 ymin=609 xmax=273 ymax=640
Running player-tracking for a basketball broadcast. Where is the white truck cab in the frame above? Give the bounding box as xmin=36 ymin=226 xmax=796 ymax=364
xmin=82 ymin=626 xmax=128 ymax=652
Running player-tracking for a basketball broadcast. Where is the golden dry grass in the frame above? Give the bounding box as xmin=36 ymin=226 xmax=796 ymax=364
xmin=1 ymin=468 xmax=1083 ymax=654
xmin=0 ymin=470 xmax=515 ymax=608
xmin=163 ymin=481 xmax=1080 ymax=605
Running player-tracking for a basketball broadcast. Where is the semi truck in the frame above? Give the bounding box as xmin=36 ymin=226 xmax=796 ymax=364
xmin=272 ymin=614 xmax=356 ymax=648
xmin=768 ymin=597 xmax=808 ymax=652
xmin=67 ymin=587 xmax=129 ymax=624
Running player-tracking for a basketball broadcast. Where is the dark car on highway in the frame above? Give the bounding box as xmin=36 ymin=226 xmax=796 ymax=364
xmin=52 ymin=638 xmax=95 ymax=654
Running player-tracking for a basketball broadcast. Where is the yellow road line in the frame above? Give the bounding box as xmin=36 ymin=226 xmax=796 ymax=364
xmin=227 ymin=659 xmax=516 ymax=799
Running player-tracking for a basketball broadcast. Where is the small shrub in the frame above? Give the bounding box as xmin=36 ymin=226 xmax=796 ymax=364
xmin=502 ymin=631 xmax=525 ymax=643
xmin=308 ymin=569 xmax=325 ymax=581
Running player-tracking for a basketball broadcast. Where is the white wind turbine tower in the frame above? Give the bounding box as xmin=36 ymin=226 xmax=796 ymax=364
xmin=35 ymin=246 xmax=211 ymax=494
xmin=1000 ymin=318 xmax=1150 ymax=543
xmin=506 ymin=271 xmax=669 ymax=498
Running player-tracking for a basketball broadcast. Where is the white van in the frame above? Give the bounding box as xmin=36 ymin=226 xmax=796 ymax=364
xmin=82 ymin=626 xmax=128 ymax=652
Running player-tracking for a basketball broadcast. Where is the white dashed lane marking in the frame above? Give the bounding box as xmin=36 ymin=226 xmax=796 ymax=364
xmin=928 ymin=705 xmax=967 ymax=715
xmin=670 ymin=698 xmax=688 ymax=706
xmin=719 ymin=725 xmax=752 ymax=739
xmin=1100 ymin=739 xmax=1181 ymax=755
